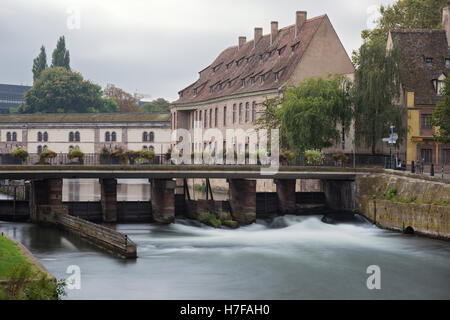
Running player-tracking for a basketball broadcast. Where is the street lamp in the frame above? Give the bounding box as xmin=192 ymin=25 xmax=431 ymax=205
xmin=342 ymin=80 xmax=350 ymax=151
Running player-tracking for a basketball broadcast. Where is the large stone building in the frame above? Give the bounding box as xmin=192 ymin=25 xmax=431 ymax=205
xmin=0 ymin=113 xmax=171 ymax=160
xmin=0 ymin=84 xmax=31 ymax=114
xmin=171 ymin=11 xmax=355 ymax=155
xmin=387 ymin=6 xmax=450 ymax=168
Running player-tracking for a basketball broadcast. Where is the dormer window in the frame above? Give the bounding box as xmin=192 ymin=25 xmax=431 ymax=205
xmin=275 ymin=72 xmax=279 ymax=82
xmin=241 ymin=79 xmax=245 ymax=88
xmin=425 ymin=57 xmax=433 ymax=66
xmin=193 ymin=88 xmax=197 ymax=96
xmin=250 ymin=77 xmax=255 ymax=85
xmin=446 ymin=58 xmax=450 ymax=67
xmin=259 ymin=54 xmax=263 ymax=61
xmin=260 ymin=74 xmax=265 ymax=84
xmin=433 ymin=74 xmax=446 ymax=95
xmin=228 ymin=80 xmax=232 ymax=88
xmin=210 ymin=86 xmax=213 ymax=94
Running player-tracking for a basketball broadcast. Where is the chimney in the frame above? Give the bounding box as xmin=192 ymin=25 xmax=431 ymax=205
xmin=443 ymin=6 xmax=450 ymax=46
xmin=296 ymin=11 xmax=307 ymax=38
xmin=238 ymin=36 xmax=246 ymax=50
xmin=270 ymin=21 xmax=278 ymax=45
xmin=254 ymin=27 xmax=263 ymax=47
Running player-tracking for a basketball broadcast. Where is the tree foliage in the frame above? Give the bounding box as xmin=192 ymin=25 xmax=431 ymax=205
xmin=362 ymin=0 xmax=448 ymax=44
xmin=21 ymin=67 xmax=117 ymax=114
xmin=352 ymin=39 xmax=405 ymax=154
xmin=51 ymin=36 xmax=70 ymax=70
xmin=104 ymin=84 xmax=139 ymax=113
xmin=140 ymin=98 xmax=170 ymax=113
xmin=32 ymin=46 xmax=47 ymax=82
xmin=279 ymin=75 xmax=353 ymax=155
xmin=433 ymin=77 xmax=450 ymax=143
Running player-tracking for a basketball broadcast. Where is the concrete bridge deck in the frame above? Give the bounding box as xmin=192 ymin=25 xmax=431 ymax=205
xmin=0 ymin=165 xmax=371 ymax=180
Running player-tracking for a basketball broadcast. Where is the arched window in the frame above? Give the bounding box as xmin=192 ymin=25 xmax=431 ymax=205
xmin=37 ymin=132 xmax=42 ymax=142
xmin=143 ymin=132 xmax=148 ymax=142
xmin=69 ymin=145 xmax=74 ymax=152
xmin=105 ymin=131 xmax=110 ymax=142
xmin=37 ymin=145 xmax=42 ymax=154
xmin=12 ymin=132 xmax=17 ymax=141
xmin=149 ymin=146 xmax=154 ymax=151
xmin=149 ymin=132 xmax=154 ymax=142
xmin=239 ymin=103 xmax=243 ymax=123
xmin=75 ymin=131 xmax=80 ymax=142
xmin=245 ymin=102 xmax=250 ymax=123
xmin=252 ymin=102 xmax=256 ymax=121
xmin=43 ymin=132 xmax=48 ymax=142
xmin=111 ymin=132 xmax=117 ymax=142
xmin=6 ymin=132 xmax=11 ymax=142
xmin=43 ymin=145 xmax=48 ymax=151
xmin=143 ymin=146 xmax=148 ymax=150
xmin=69 ymin=132 xmax=74 ymax=142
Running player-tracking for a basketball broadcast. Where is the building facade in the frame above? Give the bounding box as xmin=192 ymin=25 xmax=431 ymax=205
xmin=0 ymin=84 xmax=31 ymax=114
xmin=170 ymin=11 xmax=355 ymax=155
xmin=387 ymin=6 xmax=450 ymax=168
xmin=0 ymin=113 xmax=172 ymax=158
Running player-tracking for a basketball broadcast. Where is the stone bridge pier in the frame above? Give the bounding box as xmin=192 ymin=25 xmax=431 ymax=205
xmin=228 ymin=179 xmax=256 ymax=225
xmin=150 ymin=179 xmax=175 ymax=224
xmin=321 ymin=180 xmax=357 ymax=212
xmin=100 ymin=178 xmax=118 ymax=222
xmin=275 ymin=179 xmax=296 ymax=214
xmin=30 ymin=178 xmax=65 ymax=223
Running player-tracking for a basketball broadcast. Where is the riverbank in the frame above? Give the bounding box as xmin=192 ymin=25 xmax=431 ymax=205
xmin=0 ymin=232 xmax=55 ymax=283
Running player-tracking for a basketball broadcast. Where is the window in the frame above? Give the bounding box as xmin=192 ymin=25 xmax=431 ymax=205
xmin=223 ymin=106 xmax=227 ymax=126
xmin=261 ymin=74 xmax=265 ymax=84
xmin=437 ymin=80 xmax=445 ymax=95
xmin=37 ymin=132 xmax=42 ymax=142
xmin=425 ymin=57 xmax=432 ymax=66
xmin=446 ymin=59 xmax=450 ymax=67
xmin=421 ymin=114 xmax=433 ymax=129
xmin=111 ymin=132 xmax=117 ymax=142
xmin=143 ymin=132 xmax=148 ymax=142
xmin=241 ymin=79 xmax=245 ymax=88
xmin=199 ymin=110 xmax=202 ymax=127
xmin=443 ymin=149 xmax=450 ymax=165
xmin=250 ymin=77 xmax=255 ymax=85
xmin=215 ymin=108 xmax=218 ymax=127
xmin=6 ymin=132 xmax=11 ymax=141
xmin=143 ymin=146 xmax=148 ymax=150
xmin=245 ymin=102 xmax=250 ymax=123
xmin=37 ymin=145 xmax=42 ymax=154
xmin=210 ymin=109 xmax=213 ymax=128
xmin=105 ymin=131 xmax=110 ymax=142
xmin=239 ymin=103 xmax=243 ymax=124
xmin=75 ymin=131 xmax=80 ymax=142
xmin=43 ymin=132 xmax=48 ymax=142
xmin=210 ymin=86 xmax=213 ymax=94
xmin=12 ymin=132 xmax=17 ymax=141
xmin=275 ymin=72 xmax=279 ymax=82
xmin=252 ymin=102 xmax=256 ymax=121
xmin=204 ymin=110 xmax=207 ymax=128
xmin=233 ymin=104 xmax=236 ymax=124
xmin=69 ymin=145 xmax=74 ymax=152
xmin=149 ymin=146 xmax=154 ymax=151
xmin=421 ymin=149 xmax=432 ymax=164
xmin=228 ymin=80 xmax=232 ymax=88
xmin=193 ymin=88 xmax=197 ymax=96
xmin=69 ymin=132 xmax=74 ymax=142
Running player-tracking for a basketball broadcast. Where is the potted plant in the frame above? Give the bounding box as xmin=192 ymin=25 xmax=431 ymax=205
xmin=67 ymin=148 xmax=84 ymax=164
xmin=112 ymin=147 xmax=127 ymax=164
xmin=139 ymin=149 xmax=155 ymax=164
xmin=332 ymin=152 xmax=349 ymax=167
xmin=12 ymin=147 xmax=29 ymax=164
xmin=39 ymin=149 xmax=57 ymax=165
xmin=99 ymin=147 xmax=111 ymax=164
xmin=304 ymin=150 xmax=324 ymax=166
xmin=126 ymin=150 xmax=141 ymax=165
xmin=279 ymin=151 xmax=295 ymax=165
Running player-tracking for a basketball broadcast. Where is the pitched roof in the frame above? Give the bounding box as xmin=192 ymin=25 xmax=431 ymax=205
xmin=0 ymin=113 xmax=171 ymax=124
xmin=389 ymin=29 xmax=449 ymax=105
xmin=172 ymin=15 xmax=327 ymax=106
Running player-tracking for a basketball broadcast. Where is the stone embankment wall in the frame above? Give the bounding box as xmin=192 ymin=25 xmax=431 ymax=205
xmin=356 ymin=173 xmax=449 ymax=240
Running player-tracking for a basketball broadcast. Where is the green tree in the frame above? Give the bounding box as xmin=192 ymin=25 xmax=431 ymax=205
xmin=32 ymin=46 xmax=47 ymax=82
xmin=279 ymin=75 xmax=353 ymax=156
xmin=140 ymin=98 xmax=170 ymax=113
xmin=362 ymin=0 xmax=448 ymax=44
xmin=104 ymin=84 xmax=139 ymax=112
xmin=51 ymin=36 xmax=70 ymax=70
xmin=433 ymin=77 xmax=450 ymax=143
xmin=21 ymin=67 xmax=117 ymax=114
xmin=352 ymin=39 xmax=405 ymax=154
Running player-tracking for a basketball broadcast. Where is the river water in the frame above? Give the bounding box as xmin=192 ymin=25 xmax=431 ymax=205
xmin=0 ymin=215 xmax=449 ymax=300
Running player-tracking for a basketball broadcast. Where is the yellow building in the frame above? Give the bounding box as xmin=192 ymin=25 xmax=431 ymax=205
xmin=386 ymin=6 xmax=450 ymax=169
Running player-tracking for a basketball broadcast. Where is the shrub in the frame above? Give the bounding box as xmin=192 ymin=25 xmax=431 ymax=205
xmin=39 ymin=149 xmax=57 ymax=164
xmin=112 ymin=148 xmax=127 ymax=164
xmin=304 ymin=150 xmax=323 ymax=165
xmin=140 ymin=149 xmax=155 ymax=163
xmin=332 ymin=152 xmax=349 ymax=167
xmin=12 ymin=148 xmax=29 ymax=163
xmin=386 ymin=188 xmax=397 ymax=200
xmin=126 ymin=150 xmax=141 ymax=164
xmin=99 ymin=147 xmax=111 ymax=163
xmin=67 ymin=149 xmax=84 ymax=164
xmin=280 ymin=151 xmax=295 ymax=164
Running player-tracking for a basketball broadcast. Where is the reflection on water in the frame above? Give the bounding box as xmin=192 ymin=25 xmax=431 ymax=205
xmin=0 ymin=216 xmax=449 ymax=300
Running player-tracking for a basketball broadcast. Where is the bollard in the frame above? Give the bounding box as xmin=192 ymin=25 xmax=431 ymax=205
xmin=411 ymin=161 xmax=415 ymax=173
xmin=430 ymin=163 xmax=434 ymax=177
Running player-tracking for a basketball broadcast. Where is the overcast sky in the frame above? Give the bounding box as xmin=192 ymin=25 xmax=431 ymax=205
xmin=0 ymin=0 xmax=396 ymax=102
